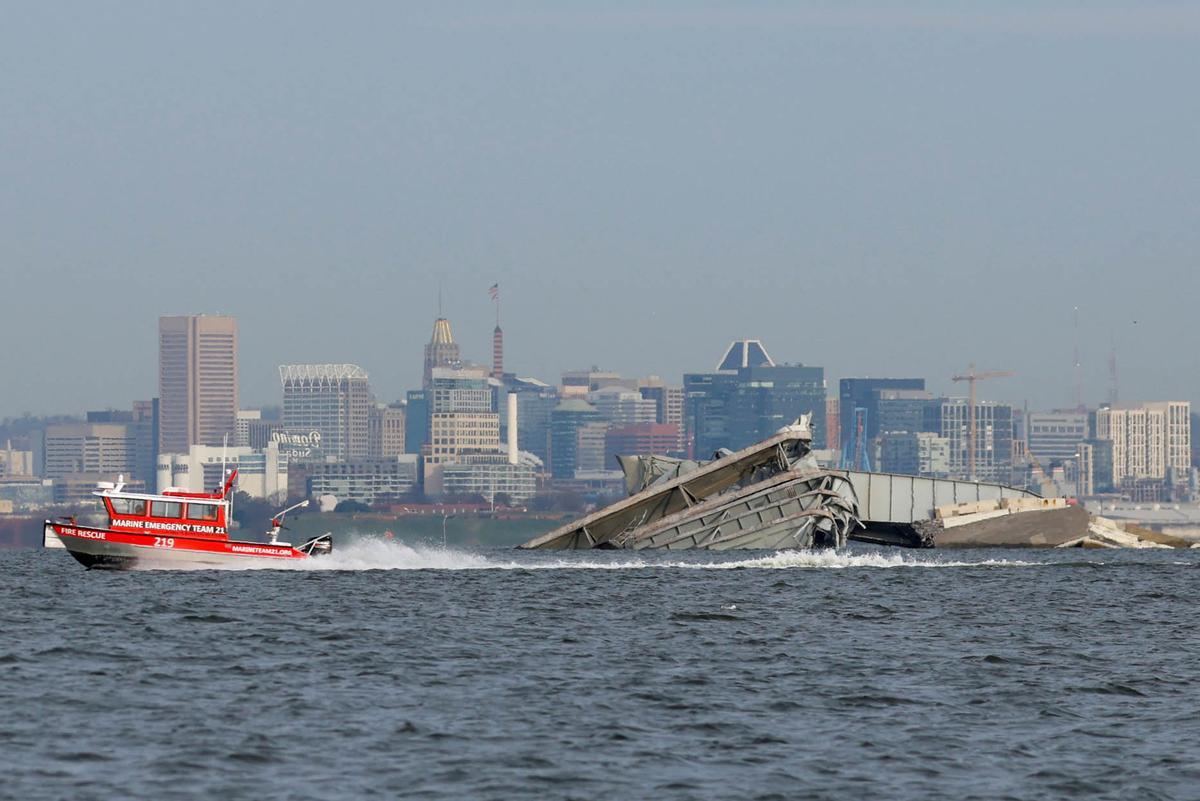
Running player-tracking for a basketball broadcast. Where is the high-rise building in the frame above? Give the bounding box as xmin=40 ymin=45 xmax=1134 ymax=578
xmin=43 ymin=422 xmax=136 ymax=481
xmin=838 ymin=378 xmax=926 ymax=454
xmin=730 ymin=364 xmax=826 ymax=449
xmin=875 ymin=390 xmax=937 ymax=436
xmin=417 ymin=367 xmax=537 ymax=499
xmin=82 ymin=404 xmax=158 ymax=484
xmin=1095 ymin=402 xmax=1191 ymax=489
xmin=937 ymin=399 xmax=1014 ymax=483
xmin=684 ymin=372 xmax=740 ymax=458
xmin=368 ymin=403 xmax=406 ymax=460
xmin=508 ymin=377 xmax=557 ymax=467
xmin=279 ymin=364 xmax=373 ymax=462
xmin=550 ymin=399 xmax=602 ymax=479
xmin=825 ymin=396 xmax=840 ymax=456
xmin=587 ymin=386 xmax=658 ymax=426
xmin=130 ymin=399 xmax=159 ymax=486
xmin=575 ymin=421 xmax=610 ymax=473
xmin=638 ymin=379 xmax=685 ymax=453
xmin=880 ymin=431 xmax=950 ymax=477
xmin=429 ymin=366 xmax=494 ymax=415
xmin=1026 ymin=412 xmax=1089 ymax=465
xmin=234 ymin=409 xmax=261 ymax=447
xmin=685 ymin=344 xmax=827 ymax=456
xmin=158 ymin=315 xmax=238 ymax=453
xmin=426 ymin=412 xmax=500 ymax=465
xmin=245 ymin=419 xmax=280 ymax=450
xmin=664 ymin=386 xmax=685 ymax=450
xmin=1076 ymin=438 xmax=1115 ymax=496
xmin=424 ymin=317 xmax=462 ymax=389
xmin=508 ymin=381 xmax=559 ymax=465
xmin=1076 ymin=441 xmax=1096 ymax=496
xmin=425 ymin=367 xmax=500 ymax=466
xmin=605 ymin=423 xmax=683 ymax=465
xmin=1193 ymin=411 xmax=1200 ymax=468
xmin=405 ymin=390 xmax=430 ymax=456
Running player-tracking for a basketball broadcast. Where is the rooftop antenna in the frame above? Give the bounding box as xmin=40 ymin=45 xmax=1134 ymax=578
xmin=1072 ymin=306 xmax=1083 ymax=411
xmin=220 ymin=433 xmax=229 ymax=493
xmin=437 ymin=280 xmax=444 ymax=319
xmin=1107 ymin=333 xmax=1119 ymax=406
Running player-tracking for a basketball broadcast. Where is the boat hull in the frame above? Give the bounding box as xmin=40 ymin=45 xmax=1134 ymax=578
xmin=44 ymin=521 xmax=321 ymax=570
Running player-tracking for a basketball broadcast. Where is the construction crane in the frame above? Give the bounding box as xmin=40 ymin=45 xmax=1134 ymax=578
xmin=951 ymin=364 xmax=1015 ymax=480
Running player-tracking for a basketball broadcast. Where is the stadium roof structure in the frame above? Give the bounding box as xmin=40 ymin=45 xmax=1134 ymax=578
xmin=278 ymin=364 xmax=369 ymax=383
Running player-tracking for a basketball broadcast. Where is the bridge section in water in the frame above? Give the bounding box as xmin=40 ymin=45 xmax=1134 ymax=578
xmin=843 ymin=471 xmax=1040 ymax=547
xmin=519 ymin=423 xmax=1040 ymax=551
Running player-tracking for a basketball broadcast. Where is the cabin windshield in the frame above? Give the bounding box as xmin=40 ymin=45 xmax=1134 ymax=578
xmin=109 ymin=497 xmax=147 ymax=516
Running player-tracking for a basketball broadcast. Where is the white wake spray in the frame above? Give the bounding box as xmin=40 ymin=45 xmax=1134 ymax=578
xmin=690 ymin=549 xmax=1037 ymax=570
xmin=260 ymin=539 xmax=1039 ymax=572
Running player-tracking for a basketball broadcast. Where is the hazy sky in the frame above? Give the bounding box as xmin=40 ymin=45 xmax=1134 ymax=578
xmin=2 ymin=2 xmax=1198 ymax=418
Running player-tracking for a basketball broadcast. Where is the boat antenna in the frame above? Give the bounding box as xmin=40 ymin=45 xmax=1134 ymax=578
xmin=220 ymin=433 xmax=228 ymax=493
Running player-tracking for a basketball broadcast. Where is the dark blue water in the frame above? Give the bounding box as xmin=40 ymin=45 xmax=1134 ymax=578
xmin=4 ymin=542 xmax=1199 ymax=800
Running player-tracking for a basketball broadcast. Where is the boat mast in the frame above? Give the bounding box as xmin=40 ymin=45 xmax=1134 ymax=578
xmin=220 ymin=433 xmax=229 ymax=493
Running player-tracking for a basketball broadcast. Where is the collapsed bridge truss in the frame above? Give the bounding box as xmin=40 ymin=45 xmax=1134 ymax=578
xmin=520 ymin=417 xmax=862 ymax=550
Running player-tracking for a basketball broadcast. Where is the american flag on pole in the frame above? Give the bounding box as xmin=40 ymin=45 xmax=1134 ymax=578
xmin=489 ymin=283 xmax=499 ymax=301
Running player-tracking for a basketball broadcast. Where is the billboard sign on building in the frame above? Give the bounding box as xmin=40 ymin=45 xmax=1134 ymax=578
xmin=271 ymin=429 xmax=324 ymax=460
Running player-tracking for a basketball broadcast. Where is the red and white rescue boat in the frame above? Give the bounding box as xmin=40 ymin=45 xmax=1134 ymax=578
xmin=43 ymin=471 xmax=332 ymax=570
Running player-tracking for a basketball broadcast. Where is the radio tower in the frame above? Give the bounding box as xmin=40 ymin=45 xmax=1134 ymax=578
xmin=1107 ymin=334 xmax=1119 ymax=407
xmin=490 ymin=283 xmax=503 ymax=379
xmin=1072 ymin=306 xmax=1084 ymax=411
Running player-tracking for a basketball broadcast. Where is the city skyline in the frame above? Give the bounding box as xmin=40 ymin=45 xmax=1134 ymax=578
xmin=0 ymin=299 xmax=1182 ymax=420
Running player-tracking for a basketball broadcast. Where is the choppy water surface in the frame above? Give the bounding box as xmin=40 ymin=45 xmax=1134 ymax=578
xmin=4 ymin=541 xmax=1199 ymax=800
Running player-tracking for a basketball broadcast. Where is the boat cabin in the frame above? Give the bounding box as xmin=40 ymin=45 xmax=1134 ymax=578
xmin=94 ymin=473 xmax=235 ymax=541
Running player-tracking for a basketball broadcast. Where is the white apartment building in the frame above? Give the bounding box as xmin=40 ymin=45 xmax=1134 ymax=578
xmin=426 ymin=412 xmax=501 ymax=465
xmin=1095 ymin=402 xmax=1191 ymax=487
